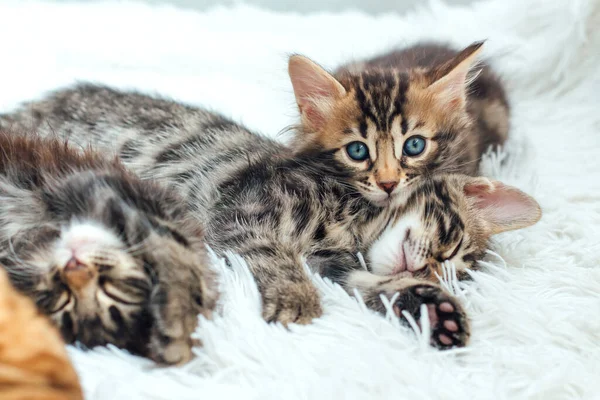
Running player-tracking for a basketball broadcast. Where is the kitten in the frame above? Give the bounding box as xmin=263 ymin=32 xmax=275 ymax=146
xmin=0 ymin=130 xmax=217 ymax=364
xmin=327 ymin=174 xmax=540 ymax=347
xmin=0 ymin=85 xmax=539 ymax=348
xmin=288 ymin=41 xmax=509 ymax=206
xmin=0 ymin=267 xmax=83 ymax=400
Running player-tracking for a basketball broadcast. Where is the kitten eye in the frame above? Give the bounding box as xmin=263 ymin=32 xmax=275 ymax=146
xmin=403 ymin=136 xmax=426 ymax=157
xmin=50 ymin=291 xmax=71 ymax=313
xmin=435 ymin=237 xmax=464 ymax=263
xmin=346 ymin=141 xmax=369 ymax=161
xmin=446 ymin=237 xmax=464 ymax=260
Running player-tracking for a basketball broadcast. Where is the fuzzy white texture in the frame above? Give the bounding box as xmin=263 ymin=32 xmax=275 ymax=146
xmin=1 ymin=0 xmax=600 ymax=399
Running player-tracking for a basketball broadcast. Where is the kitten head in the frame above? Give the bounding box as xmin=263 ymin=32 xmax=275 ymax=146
xmin=367 ymin=175 xmax=541 ymax=279
xmin=288 ymin=42 xmax=484 ymax=206
xmin=3 ymin=169 xmax=217 ymax=360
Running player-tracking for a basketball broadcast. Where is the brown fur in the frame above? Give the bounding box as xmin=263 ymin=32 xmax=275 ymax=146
xmin=0 ymin=131 xmax=121 ymax=176
xmin=0 ymin=267 xmax=83 ymax=400
xmin=288 ymin=41 xmax=510 ymax=206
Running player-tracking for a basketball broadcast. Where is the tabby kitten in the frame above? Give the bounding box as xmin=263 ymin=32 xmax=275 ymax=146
xmin=0 ymin=267 xmax=83 ymax=400
xmin=0 ymin=85 xmax=539 ymax=348
xmin=288 ymin=41 xmax=509 ymax=206
xmin=0 ymin=130 xmax=217 ymax=365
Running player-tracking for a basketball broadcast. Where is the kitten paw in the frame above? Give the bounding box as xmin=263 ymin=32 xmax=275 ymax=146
xmin=148 ymin=286 xmax=206 ymax=365
xmin=393 ymin=283 xmax=469 ymax=349
xmin=262 ymin=281 xmax=322 ymax=326
xmin=149 ymin=335 xmax=194 ymax=366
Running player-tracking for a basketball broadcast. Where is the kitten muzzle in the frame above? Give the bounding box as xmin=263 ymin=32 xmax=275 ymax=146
xmin=62 ymin=257 xmax=94 ymax=289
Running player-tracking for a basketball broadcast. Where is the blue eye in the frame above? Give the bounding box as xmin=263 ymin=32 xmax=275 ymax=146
xmin=346 ymin=141 xmax=369 ymax=161
xmin=403 ymin=136 xmax=426 ymax=156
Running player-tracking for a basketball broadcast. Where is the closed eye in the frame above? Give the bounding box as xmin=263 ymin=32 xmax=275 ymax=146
xmin=100 ymin=278 xmax=148 ymax=305
xmin=50 ymin=291 xmax=71 ymax=313
xmin=447 ymin=237 xmax=464 ymax=260
xmin=436 ymin=237 xmax=463 ymax=262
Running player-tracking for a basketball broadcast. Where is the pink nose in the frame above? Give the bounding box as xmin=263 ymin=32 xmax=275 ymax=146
xmin=377 ymin=181 xmax=398 ymax=194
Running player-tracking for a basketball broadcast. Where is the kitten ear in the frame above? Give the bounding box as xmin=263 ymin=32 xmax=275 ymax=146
xmin=288 ymin=55 xmax=347 ymax=131
xmin=463 ymin=177 xmax=542 ymax=235
xmin=426 ymin=41 xmax=484 ymax=111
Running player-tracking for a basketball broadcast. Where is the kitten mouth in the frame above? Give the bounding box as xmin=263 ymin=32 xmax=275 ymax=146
xmin=369 ymin=194 xmax=394 ymax=207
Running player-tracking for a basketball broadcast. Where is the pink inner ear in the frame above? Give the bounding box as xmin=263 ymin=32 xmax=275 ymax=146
xmin=464 ymin=182 xmax=493 ymax=197
xmin=465 ymin=181 xmax=541 ymax=233
xmin=303 ymin=104 xmax=325 ymax=130
xmin=294 ymin=75 xmax=336 ymax=105
xmin=289 ymin=56 xmax=345 ymax=105
xmin=288 ymin=56 xmax=346 ymax=131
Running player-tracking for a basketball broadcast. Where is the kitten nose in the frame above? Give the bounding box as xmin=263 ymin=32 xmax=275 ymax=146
xmin=377 ymin=180 xmax=398 ymax=194
xmin=63 ymin=257 xmax=93 ymax=289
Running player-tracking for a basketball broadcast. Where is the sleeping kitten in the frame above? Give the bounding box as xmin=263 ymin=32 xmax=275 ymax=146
xmin=0 ymin=85 xmax=539 ymax=349
xmin=0 ymin=131 xmax=217 ymax=364
xmin=327 ymin=174 xmax=540 ymax=347
xmin=288 ymin=41 xmax=509 ymax=206
xmin=0 ymin=267 xmax=83 ymax=400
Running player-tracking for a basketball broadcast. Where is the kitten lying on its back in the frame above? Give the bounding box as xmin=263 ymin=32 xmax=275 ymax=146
xmin=288 ymin=41 xmax=509 ymax=206
xmin=0 ymin=131 xmax=217 ymax=365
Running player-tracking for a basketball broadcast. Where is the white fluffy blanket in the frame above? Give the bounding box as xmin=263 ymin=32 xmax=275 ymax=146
xmin=1 ymin=0 xmax=599 ymax=399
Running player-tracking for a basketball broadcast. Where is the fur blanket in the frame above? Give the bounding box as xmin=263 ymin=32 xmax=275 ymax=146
xmin=0 ymin=0 xmax=599 ymax=398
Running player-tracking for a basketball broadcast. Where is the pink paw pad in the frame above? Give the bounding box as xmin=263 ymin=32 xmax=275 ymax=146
xmin=393 ymin=284 xmax=469 ymax=349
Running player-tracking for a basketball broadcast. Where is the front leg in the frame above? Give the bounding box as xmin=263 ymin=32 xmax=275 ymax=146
xmin=240 ymin=247 xmax=322 ymax=326
xmin=148 ymin=250 xmax=218 ymax=365
xmin=334 ymin=268 xmax=470 ymax=349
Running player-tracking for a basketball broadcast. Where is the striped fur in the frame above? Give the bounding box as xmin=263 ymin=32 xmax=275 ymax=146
xmin=288 ymin=41 xmax=510 ymax=207
xmin=0 ymin=130 xmax=217 ymax=364
xmin=0 ymin=84 xmax=539 ymax=348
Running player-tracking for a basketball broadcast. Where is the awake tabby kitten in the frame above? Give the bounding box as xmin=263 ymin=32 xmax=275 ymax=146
xmin=0 ymin=130 xmax=217 ymax=365
xmin=288 ymin=41 xmax=509 ymax=206
xmin=0 ymin=85 xmax=539 ymax=348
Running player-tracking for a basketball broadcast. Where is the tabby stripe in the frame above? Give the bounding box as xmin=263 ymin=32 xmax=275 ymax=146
xmin=155 ymin=133 xmax=218 ymax=163
xmin=238 ymin=245 xmax=281 ymax=259
xmin=120 ymin=139 xmax=142 ymax=160
xmin=355 ymin=84 xmax=381 ymax=132
xmin=292 ymin=199 xmax=313 ymax=237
